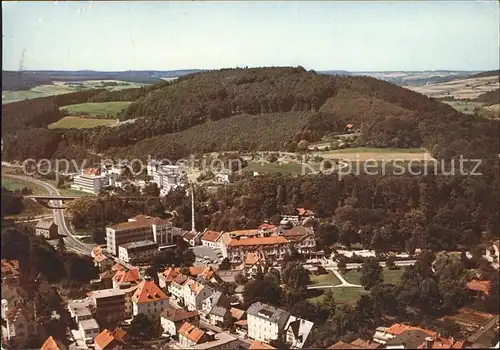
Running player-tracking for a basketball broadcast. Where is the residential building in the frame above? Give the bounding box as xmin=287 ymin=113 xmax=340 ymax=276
xmin=160 ymin=303 xmax=200 ymax=338
xmin=78 ymin=318 xmax=100 ymax=345
xmin=121 ymin=284 xmax=140 ymax=319
xmin=147 ymin=160 xmax=185 ymax=192
xmin=71 ymin=167 xmax=109 ymax=194
xmin=1 ymin=260 xmax=20 ymax=285
xmin=201 ymin=291 xmax=231 ymax=328
xmin=88 ymin=288 xmax=127 ymax=324
xmin=236 ymin=252 xmax=268 ymax=277
xmin=92 ymin=246 xmax=114 ymax=271
xmin=188 ymin=331 xmax=240 ymax=349
xmin=283 ymin=316 xmax=314 ymax=349
xmin=106 ymin=215 xmax=178 ymax=255
xmin=373 ymin=324 xmax=437 ymax=345
xmin=118 ymin=240 xmax=160 ymax=264
xmin=159 ymin=265 xmax=216 ymax=289
xmin=467 ymin=279 xmax=491 ymax=299
xmin=183 ymin=279 xmax=214 ymax=312
xmin=230 ymin=308 xmax=246 ymax=324
xmin=68 ymin=299 xmax=93 ymax=324
xmin=112 ymin=268 xmax=142 ymax=289
xmin=131 ymin=280 xmax=169 ymax=321
xmin=2 ymin=305 xmax=38 ymax=347
xmin=169 ymin=274 xmax=190 ymax=304
xmin=250 ymin=340 xmax=276 ymax=349
xmin=183 ymin=230 xmax=203 ymax=247
xmin=220 ymin=234 xmax=290 ymax=264
xmin=280 ymin=226 xmax=317 ymax=258
xmin=201 ymin=230 xmax=224 ymax=249
xmin=178 ymin=322 xmax=211 ymax=348
xmin=94 ymin=328 xmax=127 ymax=350
xmin=416 ymin=335 xmax=465 ymax=348
xmin=35 ymin=219 xmax=59 ymax=239
xmin=41 ymin=336 xmax=67 ymax=350
xmin=247 ymin=302 xmax=291 ymax=343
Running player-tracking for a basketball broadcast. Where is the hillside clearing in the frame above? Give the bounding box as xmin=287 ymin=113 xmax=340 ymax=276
xmin=48 ymin=116 xmax=118 ymax=129
xmin=60 ymin=101 xmax=132 ymax=117
xmin=314 ymin=147 xmax=434 ymax=161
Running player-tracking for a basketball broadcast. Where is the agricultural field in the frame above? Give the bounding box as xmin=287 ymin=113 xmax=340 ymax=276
xmin=313 ymin=147 xmax=434 ymax=162
xmin=48 ymin=116 xmax=118 ymax=129
xmin=60 ymin=101 xmax=132 ymax=117
xmin=406 ymin=76 xmax=499 ymax=100
xmin=2 ymin=80 xmax=146 ymax=104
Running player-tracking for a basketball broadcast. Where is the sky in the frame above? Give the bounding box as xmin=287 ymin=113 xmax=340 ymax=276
xmin=2 ymin=1 xmax=499 ymax=72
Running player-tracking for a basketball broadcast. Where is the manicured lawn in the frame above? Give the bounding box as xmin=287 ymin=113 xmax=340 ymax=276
xmin=307 ymin=287 xmax=369 ymax=305
xmin=309 ymin=271 xmax=341 ymax=286
xmin=1 ymin=177 xmax=48 ymax=195
xmin=48 ymin=116 xmax=117 ymax=129
xmin=60 ymin=101 xmax=132 ymax=117
xmin=342 ymin=268 xmax=405 ymax=285
xmin=44 ymin=180 xmax=93 ymax=197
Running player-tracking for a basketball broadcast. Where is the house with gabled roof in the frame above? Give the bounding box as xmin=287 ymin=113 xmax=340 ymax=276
xmin=112 ymin=268 xmax=142 ymax=289
xmin=178 ymin=322 xmax=211 ymax=348
xmin=158 ymin=265 xmax=216 ymax=289
xmin=94 ymin=328 xmax=127 ymax=350
xmin=2 ymin=304 xmax=39 ymax=348
xmin=201 ymin=291 xmax=231 ymax=328
xmin=41 ymin=336 xmax=67 ymax=350
xmin=247 ymin=302 xmax=291 ymax=343
xmin=35 ymin=218 xmax=59 ymax=239
xmin=131 ymin=279 xmax=168 ymax=321
xmin=220 ymin=233 xmax=291 ymax=264
xmin=200 ymin=230 xmax=224 ymax=249
xmin=183 ymin=279 xmax=213 ymax=312
xmin=284 ymin=316 xmax=314 ymax=349
xmin=160 ymin=302 xmax=200 ymax=338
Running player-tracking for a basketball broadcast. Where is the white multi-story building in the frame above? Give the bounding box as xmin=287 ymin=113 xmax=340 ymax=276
xmin=78 ymin=318 xmax=100 ymax=345
xmin=200 ymin=230 xmax=224 ymax=249
xmin=71 ymin=167 xmax=109 ymax=194
xmin=247 ymin=302 xmax=290 ymax=343
xmin=147 ymin=159 xmax=185 ymax=192
xmin=106 ymin=215 xmax=180 ymax=256
xmin=118 ymin=240 xmax=160 ymax=264
xmin=183 ymin=279 xmax=213 ymax=312
xmin=131 ymin=280 xmax=169 ymax=321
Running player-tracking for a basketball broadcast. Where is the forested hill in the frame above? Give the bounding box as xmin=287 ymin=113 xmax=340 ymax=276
xmin=2 ymin=67 xmax=499 ymax=165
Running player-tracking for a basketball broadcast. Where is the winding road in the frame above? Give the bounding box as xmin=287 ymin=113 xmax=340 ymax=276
xmin=4 ymin=174 xmax=93 ymax=256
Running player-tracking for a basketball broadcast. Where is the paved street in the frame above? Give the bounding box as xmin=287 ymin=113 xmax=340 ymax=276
xmin=4 ymin=174 xmax=93 ymax=256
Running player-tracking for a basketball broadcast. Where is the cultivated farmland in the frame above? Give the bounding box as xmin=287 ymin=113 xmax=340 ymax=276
xmin=48 ymin=116 xmax=118 ymax=129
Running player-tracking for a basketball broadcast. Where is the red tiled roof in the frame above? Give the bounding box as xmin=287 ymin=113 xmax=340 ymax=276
xmin=94 ymin=253 xmax=108 ymax=263
xmin=250 ymin=340 xmax=276 ymax=349
xmin=417 ymin=336 xmax=465 ymax=349
xmin=161 ymin=303 xmax=199 ymax=322
xmin=228 ymin=236 xmax=289 ymax=247
xmin=297 ymin=208 xmax=315 ymax=216
xmin=94 ymin=328 xmax=125 ymax=349
xmin=112 ymin=263 xmax=126 ymax=271
xmin=228 ymin=229 xmax=261 ymax=237
xmin=201 ymin=230 xmax=223 ymax=242
xmin=132 ymin=280 xmax=168 ymax=304
xmin=113 ymin=269 xmax=142 ymax=285
xmin=83 ymin=168 xmax=101 ymax=176
xmin=41 ymin=336 xmax=62 ymax=350
xmin=230 ymin=307 xmax=245 ymax=320
xmin=387 ymin=323 xmax=437 ymax=337
xmin=161 ymin=266 xmax=215 ymax=283
xmin=467 ymin=280 xmax=490 ymax=295
xmin=259 ymin=223 xmax=276 ymax=231
xmin=178 ymin=322 xmax=206 ymax=344
xmin=244 ymin=252 xmax=266 ymax=266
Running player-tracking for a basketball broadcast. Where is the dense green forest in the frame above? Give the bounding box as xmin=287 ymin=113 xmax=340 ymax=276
xmin=3 ymin=67 xmax=499 ymax=165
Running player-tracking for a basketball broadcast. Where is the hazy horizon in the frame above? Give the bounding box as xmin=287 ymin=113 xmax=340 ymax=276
xmin=3 ymin=1 xmax=499 ymax=72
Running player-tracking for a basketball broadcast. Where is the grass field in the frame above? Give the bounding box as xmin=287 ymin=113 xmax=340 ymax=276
xmin=3 ymin=80 xmax=146 ymax=104
xmin=44 ymin=179 xmax=93 ymax=197
xmin=343 ymin=268 xmax=405 ymax=285
xmin=246 ymin=161 xmax=320 ymax=175
xmin=407 ymin=76 xmax=499 ymax=99
xmin=60 ymin=101 xmax=132 ymax=117
xmin=315 ymin=147 xmax=434 ymax=162
xmin=307 ymin=287 xmax=369 ymax=304
xmin=309 ymin=271 xmax=342 ymax=286
xmin=2 ymin=177 xmax=48 ymax=195
xmin=48 ymin=116 xmax=118 ymax=129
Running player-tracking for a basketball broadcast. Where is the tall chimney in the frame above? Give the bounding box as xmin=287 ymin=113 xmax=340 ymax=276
xmin=190 ymin=183 xmax=196 ymax=233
